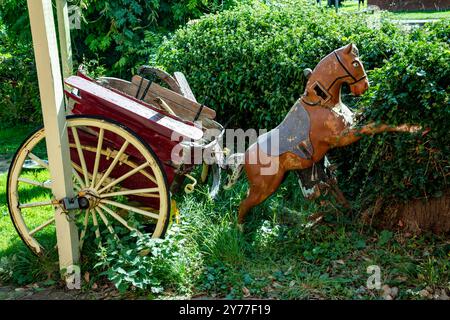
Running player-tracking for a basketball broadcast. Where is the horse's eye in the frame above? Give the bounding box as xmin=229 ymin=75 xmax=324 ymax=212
xmin=353 ymin=62 xmax=360 ymax=68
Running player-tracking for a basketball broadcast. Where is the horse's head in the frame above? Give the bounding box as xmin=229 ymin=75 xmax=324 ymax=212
xmin=334 ymin=44 xmax=369 ymax=96
xmin=302 ymin=44 xmax=369 ymax=108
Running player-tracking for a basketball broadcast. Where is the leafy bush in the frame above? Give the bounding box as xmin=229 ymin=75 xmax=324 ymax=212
xmin=156 ymin=1 xmax=409 ymax=128
xmin=334 ymin=38 xmax=449 ymax=207
xmin=94 ymin=226 xmax=200 ymax=295
xmin=0 ymin=0 xmax=242 ymax=77
xmin=0 ymin=0 xmax=242 ymax=124
xmin=0 ymin=26 xmax=41 ymax=125
xmin=412 ymin=19 xmax=450 ymax=44
xmin=72 ymin=0 xmax=232 ymax=76
xmin=157 ymin=1 xmax=449 ymax=207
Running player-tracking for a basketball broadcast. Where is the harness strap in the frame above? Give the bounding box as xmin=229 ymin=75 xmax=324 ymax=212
xmin=135 ymin=76 xmax=145 ymax=99
xmin=301 ymin=96 xmax=321 ymax=106
xmin=140 ymin=80 xmax=153 ymax=101
xmin=194 ymin=104 xmax=205 ymax=121
xmin=333 ymin=51 xmax=366 ymax=85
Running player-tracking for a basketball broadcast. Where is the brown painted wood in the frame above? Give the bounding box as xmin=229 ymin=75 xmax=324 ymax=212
xmin=98 ymin=77 xmax=138 ymax=97
xmin=99 ymin=76 xmax=216 ymax=121
xmin=140 ymin=80 xmax=216 ymax=121
xmin=149 ymin=82 xmax=216 ymax=121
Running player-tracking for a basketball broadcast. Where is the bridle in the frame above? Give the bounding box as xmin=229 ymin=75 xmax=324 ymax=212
xmin=332 ymin=51 xmax=367 ymax=86
xmin=301 ymin=49 xmax=367 ymax=107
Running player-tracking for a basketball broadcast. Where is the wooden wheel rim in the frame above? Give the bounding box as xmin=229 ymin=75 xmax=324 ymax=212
xmin=7 ymin=115 xmax=170 ymax=255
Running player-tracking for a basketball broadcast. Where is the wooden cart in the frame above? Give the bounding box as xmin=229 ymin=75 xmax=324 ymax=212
xmin=7 ymin=66 xmax=224 ymax=255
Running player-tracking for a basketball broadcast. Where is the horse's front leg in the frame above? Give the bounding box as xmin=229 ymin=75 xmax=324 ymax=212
xmin=325 ymin=122 xmax=421 ymax=148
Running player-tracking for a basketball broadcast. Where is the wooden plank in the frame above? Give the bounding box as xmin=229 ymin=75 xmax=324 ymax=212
xmin=150 ymin=82 xmax=216 ymax=121
xmin=174 ymin=72 xmax=197 ymax=102
xmin=56 ymin=1 xmax=73 ymax=85
xmin=137 ymin=67 xmax=182 ymax=94
xmin=98 ymin=77 xmax=138 ymax=97
xmin=131 ymin=75 xmax=215 ymax=120
xmin=100 ymin=77 xmax=190 ymax=119
xmin=147 ymin=82 xmax=216 ymax=121
xmin=102 ymin=75 xmax=216 ymax=121
xmin=98 ymin=77 xmax=181 ymax=117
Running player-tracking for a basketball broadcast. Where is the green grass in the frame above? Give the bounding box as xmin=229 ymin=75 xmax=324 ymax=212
xmin=0 ymin=125 xmax=449 ymax=299
xmin=0 ymin=124 xmax=38 ymax=156
xmin=318 ymin=1 xmax=450 ymax=20
xmin=316 ymin=0 xmax=366 ymax=13
xmin=165 ymin=180 xmax=450 ymax=299
xmin=390 ymin=10 xmax=450 ymax=20
xmin=0 ymin=124 xmax=60 ymax=285
xmin=0 ymin=124 xmax=40 ymax=255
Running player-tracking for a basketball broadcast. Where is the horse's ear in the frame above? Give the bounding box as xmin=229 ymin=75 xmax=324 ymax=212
xmin=344 ymin=43 xmax=353 ymax=54
xmin=303 ymin=68 xmax=312 ymax=79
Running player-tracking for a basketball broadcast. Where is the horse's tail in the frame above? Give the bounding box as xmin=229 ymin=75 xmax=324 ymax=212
xmin=223 ymin=153 xmax=245 ymax=190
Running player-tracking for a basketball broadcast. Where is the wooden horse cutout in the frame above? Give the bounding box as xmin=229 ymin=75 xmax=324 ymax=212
xmin=226 ymin=44 xmax=420 ymax=225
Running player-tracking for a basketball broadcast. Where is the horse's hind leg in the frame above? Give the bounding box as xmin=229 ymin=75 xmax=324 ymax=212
xmin=238 ymin=164 xmax=286 ymax=225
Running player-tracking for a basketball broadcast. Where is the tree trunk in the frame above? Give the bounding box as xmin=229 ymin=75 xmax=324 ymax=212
xmin=361 ymin=191 xmax=450 ymax=234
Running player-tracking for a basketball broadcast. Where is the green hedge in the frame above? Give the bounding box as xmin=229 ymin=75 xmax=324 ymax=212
xmin=334 ymin=37 xmax=449 ymax=207
xmin=156 ymin=1 xmax=409 ymax=128
xmin=0 ymin=26 xmax=40 ymax=125
xmin=156 ymin=1 xmax=449 ymax=207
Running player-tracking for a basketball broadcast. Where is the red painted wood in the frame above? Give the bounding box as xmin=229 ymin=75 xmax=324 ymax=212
xmin=64 ymin=74 xmax=202 ymax=192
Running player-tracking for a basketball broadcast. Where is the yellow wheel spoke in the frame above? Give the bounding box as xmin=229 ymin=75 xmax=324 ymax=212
xmin=18 ymin=177 xmax=52 ymax=189
xmin=69 ymin=144 xmax=157 ymax=184
xmin=71 ymin=127 xmax=90 ymax=187
xmin=94 ymin=207 xmax=119 ymax=241
xmin=71 ymin=164 xmax=86 ymax=189
xmin=100 ymin=187 xmax=159 ymax=198
xmin=27 ymin=152 xmax=49 ymax=169
xmin=91 ymin=209 xmax=101 ymax=239
xmin=100 ymin=199 xmax=160 ymax=220
xmin=94 ymin=141 xmax=129 ymax=191
xmin=29 ymin=218 xmax=55 ymax=236
xmin=79 ymin=209 xmax=90 ymax=250
xmin=19 ymin=200 xmax=53 ymax=209
xmin=98 ymin=203 xmax=142 ymax=235
xmin=91 ymin=128 xmax=104 ymax=188
xmin=98 ymin=162 xmax=150 ymax=194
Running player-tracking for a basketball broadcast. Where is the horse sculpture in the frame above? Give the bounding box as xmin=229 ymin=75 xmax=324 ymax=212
xmin=225 ymin=43 xmax=420 ymax=226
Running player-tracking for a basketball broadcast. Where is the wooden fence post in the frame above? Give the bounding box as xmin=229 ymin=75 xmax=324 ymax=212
xmin=26 ymin=0 xmax=80 ymax=288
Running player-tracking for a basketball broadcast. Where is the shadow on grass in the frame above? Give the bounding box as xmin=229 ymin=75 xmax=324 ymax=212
xmin=0 ymin=183 xmax=53 ymax=209
xmin=0 ymin=232 xmax=59 ymax=285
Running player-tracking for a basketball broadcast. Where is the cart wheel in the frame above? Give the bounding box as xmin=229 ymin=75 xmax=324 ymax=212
xmin=7 ymin=115 xmax=170 ymax=256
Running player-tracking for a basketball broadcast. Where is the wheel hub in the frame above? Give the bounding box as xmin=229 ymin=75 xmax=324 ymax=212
xmin=77 ymin=196 xmax=90 ymax=209
xmin=77 ymin=189 xmax=100 ymax=209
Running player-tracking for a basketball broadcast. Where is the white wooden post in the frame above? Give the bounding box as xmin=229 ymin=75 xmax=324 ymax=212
xmin=56 ymin=0 xmax=73 ymax=83
xmin=27 ymin=0 xmax=80 ymax=287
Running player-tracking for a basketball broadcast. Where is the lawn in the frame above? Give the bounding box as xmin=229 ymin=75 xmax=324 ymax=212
xmin=390 ymin=10 xmax=450 ymax=20
xmin=0 ymin=124 xmax=449 ymax=299
xmin=0 ymin=125 xmax=40 ymax=155
xmin=318 ymin=0 xmax=450 ymax=20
